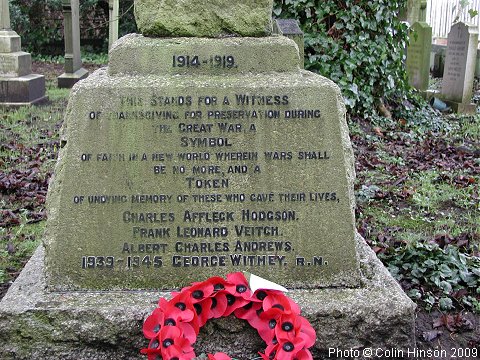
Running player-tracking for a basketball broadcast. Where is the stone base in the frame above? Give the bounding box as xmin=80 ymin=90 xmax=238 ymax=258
xmin=444 ymin=100 xmax=477 ymax=114
xmin=57 ymin=67 xmax=89 ymax=88
xmin=0 ymin=30 xmax=21 ymax=53
xmin=0 ymin=233 xmax=415 ymax=360
xmin=0 ymin=74 xmax=47 ymax=106
xmin=0 ymin=52 xmax=32 ymax=77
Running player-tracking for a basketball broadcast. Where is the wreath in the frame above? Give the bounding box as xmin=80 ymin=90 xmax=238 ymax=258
xmin=141 ymin=272 xmax=316 ymax=360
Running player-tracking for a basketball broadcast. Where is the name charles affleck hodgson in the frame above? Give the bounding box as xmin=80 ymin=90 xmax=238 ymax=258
xmin=122 ymin=209 xmax=298 ymax=224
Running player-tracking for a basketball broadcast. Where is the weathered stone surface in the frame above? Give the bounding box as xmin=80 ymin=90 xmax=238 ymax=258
xmin=1 ymin=0 xmax=11 ymax=30
xmin=134 ymin=0 xmax=274 ymax=37
xmin=406 ymin=22 xmax=432 ymax=92
xmin=0 ymin=233 xmax=415 ymax=360
xmin=0 ymin=51 xmax=32 ymax=77
xmin=0 ymin=74 xmax=46 ymax=105
xmin=108 ymin=34 xmax=301 ymax=76
xmin=0 ymin=30 xmax=20 ymax=53
xmin=400 ymin=0 xmax=423 ymax=25
xmin=44 ymin=56 xmax=361 ymax=290
xmin=441 ymin=22 xmax=478 ymax=112
xmin=273 ymin=19 xmax=304 ymax=69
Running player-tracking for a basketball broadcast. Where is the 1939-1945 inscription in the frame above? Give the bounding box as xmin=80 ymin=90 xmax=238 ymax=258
xmin=74 ymin=91 xmax=337 ymax=272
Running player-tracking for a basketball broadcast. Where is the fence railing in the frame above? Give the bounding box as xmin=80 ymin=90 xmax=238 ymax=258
xmin=426 ymin=0 xmax=480 ymax=38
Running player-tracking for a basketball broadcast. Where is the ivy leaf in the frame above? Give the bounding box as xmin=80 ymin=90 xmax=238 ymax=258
xmin=468 ymin=9 xmax=478 ymax=18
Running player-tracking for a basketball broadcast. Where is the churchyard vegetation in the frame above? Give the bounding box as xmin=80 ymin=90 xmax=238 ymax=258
xmin=274 ymin=0 xmax=411 ymax=116
xmin=352 ymin=106 xmax=480 ymax=316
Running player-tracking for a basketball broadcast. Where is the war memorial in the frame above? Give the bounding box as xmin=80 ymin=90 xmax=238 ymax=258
xmin=0 ymin=1 xmax=415 ymax=358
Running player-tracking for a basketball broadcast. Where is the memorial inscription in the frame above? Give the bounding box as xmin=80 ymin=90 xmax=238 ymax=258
xmin=44 ymin=37 xmax=360 ymax=290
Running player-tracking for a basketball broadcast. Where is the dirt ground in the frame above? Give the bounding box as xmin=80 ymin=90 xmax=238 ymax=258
xmin=1 ymin=61 xmax=478 ymax=358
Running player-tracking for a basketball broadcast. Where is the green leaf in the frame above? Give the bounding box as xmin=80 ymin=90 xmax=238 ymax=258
xmin=439 ymin=297 xmax=453 ymax=310
xmin=468 ymin=9 xmax=478 ymax=18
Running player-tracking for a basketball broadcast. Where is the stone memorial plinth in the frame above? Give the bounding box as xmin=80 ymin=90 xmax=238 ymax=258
xmin=406 ymin=22 xmax=432 ymax=95
xmin=0 ymin=0 xmax=415 ymax=358
xmin=0 ymin=0 xmax=46 ymax=105
xmin=441 ymin=22 xmax=478 ymax=114
xmin=46 ymin=34 xmax=361 ymax=290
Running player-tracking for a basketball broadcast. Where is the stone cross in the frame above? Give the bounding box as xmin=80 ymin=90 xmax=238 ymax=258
xmin=108 ymin=0 xmax=119 ymax=51
xmin=1 ymin=0 xmax=11 ymax=30
xmin=135 ymin=0 xmax=273 ymax=37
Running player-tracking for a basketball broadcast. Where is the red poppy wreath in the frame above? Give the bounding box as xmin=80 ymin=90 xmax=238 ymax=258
xmin=141 ymin=272 xmax=316 ymax=360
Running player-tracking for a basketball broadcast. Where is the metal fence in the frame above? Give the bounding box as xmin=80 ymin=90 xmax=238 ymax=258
xmin=426 ymin=0 xmax=480 ymax=38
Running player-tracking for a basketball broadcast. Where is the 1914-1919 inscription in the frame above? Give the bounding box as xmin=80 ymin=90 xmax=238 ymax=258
xmin=44 ymin=36 xmax=360 ymax=290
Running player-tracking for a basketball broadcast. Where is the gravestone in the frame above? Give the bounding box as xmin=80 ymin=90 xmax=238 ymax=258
xmin=441 ymin=22 xmax=478 ymax=114
xmin=406 ymin=21 xmax=432 ymax=94
xmin=58 ymin=0 xmax=88 ymax=88
xmin=0 ymin=0 xmax=46 ymax=105
xmin=0 ymin=1 xmax=415 ymax=358
xmin=108 ymin=0 xmax=119 ymax=51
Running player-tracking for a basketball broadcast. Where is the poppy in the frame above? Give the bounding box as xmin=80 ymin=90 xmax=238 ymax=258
xmin=274 ymin=313 xmax=302 ymax=342
xmin=234 ymin=301 xmax=274 ymax=341
xmin=158 ymin=326 xmax=194 ymax=360
xmin=224 ymin=272 xmax=252 ymax=301
xmin=143 ymin=307 xmax=166 ymax=339
xmin=207 ymin=352 xmax=232 ymax=360
xmin=275 ymin=337 xmax=306 ymax=360
xmin=206 ymin=276 xmax=230 ymax=293
xmin=192 ymin=297 xmax=213 ymax=328
xmin=186 ymin=281 xmax=215 ymax=303
xmin=169 ymin=290 xmax=200 ymax=334
xmin=222 ymin=291 xmax=250 ymax=316
xmin=293 ymin=349 xmax=314 ymax=360
xmin=298 ymin=317 xmax=316 ymax=348
xmin=209 ymin=291 xmax=229 ymax=319
xmin=139 ymin=346 xmax=162 ymax=360
xmin=263 ymin=292 xmax=300 ymax=315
